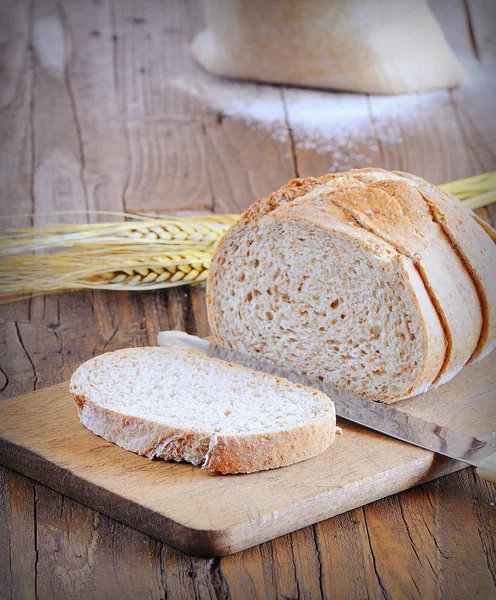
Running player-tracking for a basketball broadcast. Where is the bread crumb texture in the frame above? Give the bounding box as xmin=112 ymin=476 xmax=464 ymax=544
xmin=70 ymin=347 xmax=336 ymax=474
xmin=207 ymin=168 xmax=495 ymax=402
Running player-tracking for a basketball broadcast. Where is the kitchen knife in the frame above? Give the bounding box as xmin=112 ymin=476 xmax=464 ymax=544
xmin=157 ymin=330 xmax=496 ymax=483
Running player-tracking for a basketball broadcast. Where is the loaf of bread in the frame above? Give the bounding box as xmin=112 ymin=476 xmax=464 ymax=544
xmin=70 ymin=347 xmax=336 ymax=474
xmin=207 ymin=168 xmax=495 ymax=403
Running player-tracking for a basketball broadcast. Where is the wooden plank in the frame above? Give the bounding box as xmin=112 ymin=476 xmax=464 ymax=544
xmin=0 ymin=349 xmax=493 ymax=557
xmin=0 ymin=0 xmax=34 ymax=225
xmin=462 ymin=470 xmax=496 ymax=587
xmin=450 ymin=79 xmax=496 ymax=175
xmin=283 ymin=89 xmax=380 ymax=178
xmin=107 ymin=0 xmax=214 ymax=213
xmin=111 ymin=0 xmax=204 ymax=118
xmin=190 ymin=286 xmax=212 ymax=339
xmin=0 ymin=321 xmax=38 ymax=398
xmin=205 ymin=116 xmax=295 ymax=214
xmin=426 ymin=469 xmax=496 ymax=598
xmin=313 ymin=509 xmax=383 ymax=599
xmin=57 ymin=0 xmax=129 ymax=219
xmin=361 ymin=494 xmax=437 ymax=599
xmin=0 ymin=466 xmax=37 ymax=600
xmin=162 ymin=546 xmax=231 ymax=600
xmin=31 ymin=0 xmax=88 ymax=224
xmin=34 ymin=483 xmax=163 ymax=600
xmin=0 ymin=0 xmax=34 ymax=341
xmin=124 ymin=119 xmax=214 ymax=212
xmin=220 ymin=545 xmax=277 ymax=599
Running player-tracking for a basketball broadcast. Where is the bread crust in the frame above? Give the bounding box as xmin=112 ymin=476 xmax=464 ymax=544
xmin=322 ymin=179 xmax=481 ymax=383
xmin=262 ymin=200 xmax=445 ymax=401
xmin=70 ymin=348 xmax=336 ymax=475
xmin=472 ymin=213 xmax=496 ymax=243
xmin=393 ymin=170 xmax=496 ymax=362
xmin=207 ymin=168 xmax=492 ymax=401
xmin=203 ymin=417 xmax=335 ymax=474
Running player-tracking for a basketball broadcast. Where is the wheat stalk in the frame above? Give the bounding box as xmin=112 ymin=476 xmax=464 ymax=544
xmin=438 ymin=171 xmax=496 ymax=202
xmin=0 ymin=214 xmax=238 ymax=255
xmin=0 ymin=214 xmax=238 ymax=304
xmin=0 ymin=172 xmax=494 ymax=304
xmin=1 ymin=250 xmax=212 ymax=304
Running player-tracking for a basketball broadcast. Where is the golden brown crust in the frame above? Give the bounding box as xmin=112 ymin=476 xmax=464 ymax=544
xmin=203 ymin=417 xmax=335 ymax=474
xmin=207 ymin=167 xmax=492 ymax=399
xmin=393 ymin=170 xmax=495 ymax=363
xmin=472 ymin=213 xmax=496 ymax=243
xmin=261 ymin=199 xmax=445 ymax=401
xmin=69 ymin=348 xmax=336 ymax=474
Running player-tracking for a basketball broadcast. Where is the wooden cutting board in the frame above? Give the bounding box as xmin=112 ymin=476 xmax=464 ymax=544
xmin=0 ymin=350 xmax=494 ymax=557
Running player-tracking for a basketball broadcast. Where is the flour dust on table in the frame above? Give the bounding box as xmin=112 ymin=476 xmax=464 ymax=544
xmin=172 ymin=72 xmax=472 ymax=171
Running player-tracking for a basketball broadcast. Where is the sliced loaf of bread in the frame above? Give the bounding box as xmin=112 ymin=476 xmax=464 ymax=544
xmin=347 ymin=168 xmax=495 ymax=363
xmin=392 ymin=170 xmax=496 ymax=362
xmin=70 ymin=347 xmax=336 ymax=474
xmin=207 ymin=168 xmax=495 ymax=402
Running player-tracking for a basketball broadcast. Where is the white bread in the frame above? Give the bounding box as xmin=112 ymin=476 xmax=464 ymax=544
xmin=473 ymin=213 xmax=496 ymax=243
xmin=392 ymin=170 xmax=496 ymax=363
xmin=207 ymin=169 xmax=493 ymax=402
xmin=208 ymin=196 xmax=445 ymax=402
xmin=337 ymin=173 xmax=482 ymax=381
xmin=192 ymin=0 xmax=467 ymax=94
xmin=349 ymin=168 xmax=496 ymax=363
xmin=70 ymin=347 xmax=336 ymax=474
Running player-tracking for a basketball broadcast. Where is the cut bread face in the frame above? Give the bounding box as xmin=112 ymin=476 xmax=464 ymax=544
xmin=207 ymin=168 xmax=493 ymax=402
xmin=70 ymin=347 xmax=336 ymax=474
xmin=472 ymin=213 xmax=496 ymax=244
xmin=382 ymin=169 xmax=495 ymax=363
xmin=209 ymin=200 xmax=445 ymax=402
xmin=328 ymin=175 xmax=482 ymax=382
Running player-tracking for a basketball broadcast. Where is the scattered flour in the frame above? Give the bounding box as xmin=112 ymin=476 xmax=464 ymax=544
xmin=33 ymin=16 xmax=67 ymax=77
xmin=172 ymin=72 xmax=462 ymax=171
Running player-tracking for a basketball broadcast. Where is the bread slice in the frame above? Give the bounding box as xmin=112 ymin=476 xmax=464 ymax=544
xmin=208 ymin=196 xmax=445 ymax=402
xmin=391 ymin=170 xmax=495 ymax=363
xmin=207 ymin=168 xmax=492 ymax=402
xmin=472 ymin=213 xmax=496 ymax=244
xmin=329 ymin=173 xmax=482 ymax=383
xmin=70 ymin=347 xmax=336 ymax=474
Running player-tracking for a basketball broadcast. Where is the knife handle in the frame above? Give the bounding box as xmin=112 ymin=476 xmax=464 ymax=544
xmin=476 ymin=453 xmax=496 ymax=484
xmin=157 ymin=330 xmax=210 ymax=354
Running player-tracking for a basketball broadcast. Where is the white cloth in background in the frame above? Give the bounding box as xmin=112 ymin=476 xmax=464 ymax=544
xmin=191 ymin=0 xmax=468 ymax=95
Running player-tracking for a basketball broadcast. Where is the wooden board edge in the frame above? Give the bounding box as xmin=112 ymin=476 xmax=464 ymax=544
xmin=0 ymin=435 xmax=467 ymax=557
xmin=0 ymin=436 xmax=226 ymax=556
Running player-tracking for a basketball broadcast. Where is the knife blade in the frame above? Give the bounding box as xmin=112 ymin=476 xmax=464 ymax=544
xmin=157 ymin=330 xmax=496 ymax=482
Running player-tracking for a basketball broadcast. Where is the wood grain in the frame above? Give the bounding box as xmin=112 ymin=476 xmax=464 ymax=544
xmin=0 ymin=349 xmax=494 ymax=557
xmin=0 ymin=0 xmax=34 ymax=226
xmin=57 ymin=0 xmax=129 ymax=219
xmin=0 ymin=467 xmax=37 ymax=600
xmin=1 ymin=0 xmax=496 ymax=596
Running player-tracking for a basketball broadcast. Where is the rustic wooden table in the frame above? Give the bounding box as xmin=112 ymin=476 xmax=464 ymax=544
xmin=1 ymin=1 xmax=495 ymax=598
